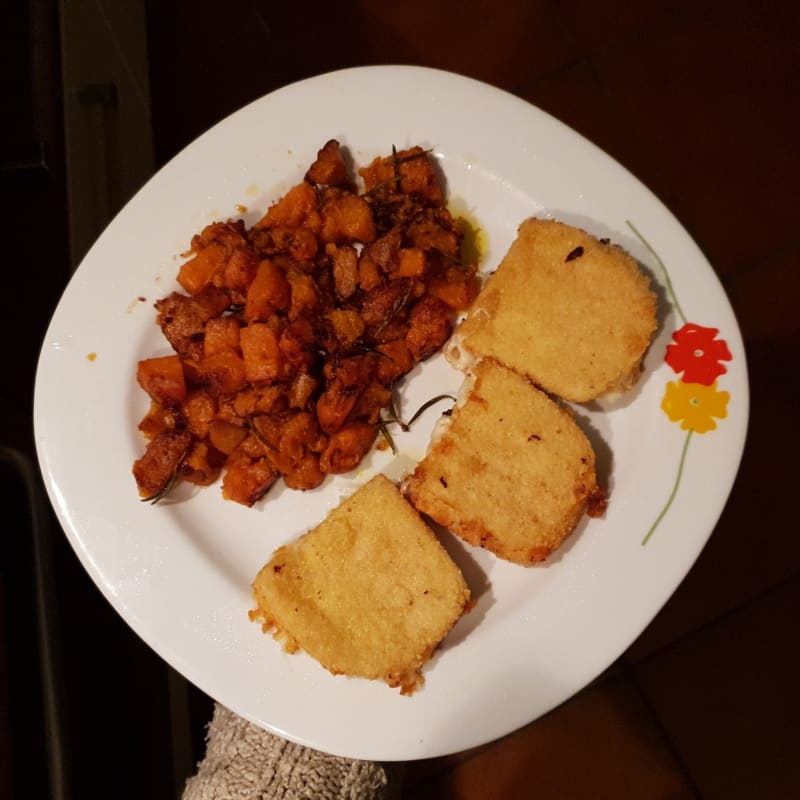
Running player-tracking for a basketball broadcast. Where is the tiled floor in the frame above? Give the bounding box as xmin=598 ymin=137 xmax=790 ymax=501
xmin=5 ymin=1 xmax=795 ymax=798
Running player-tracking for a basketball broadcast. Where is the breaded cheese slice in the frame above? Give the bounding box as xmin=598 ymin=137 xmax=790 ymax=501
xmin=403 ymin=359 xmax=605 ymax=565
xmin=250 ymin=474 xmax=471 ymax=695
xmin=447 ymin=218 xmax=657 ymax=402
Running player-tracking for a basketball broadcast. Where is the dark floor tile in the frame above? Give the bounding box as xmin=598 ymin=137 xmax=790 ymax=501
xmin=588 ymin=0 xmax=800 ymax=273
xmin=633 ymin=578 xmax=800 ymax=799
xmin=404 ymin=674 xmax=696 ymax=800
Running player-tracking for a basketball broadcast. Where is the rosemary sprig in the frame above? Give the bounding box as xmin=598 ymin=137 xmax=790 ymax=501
xmin=377 ymin=392 xmax=456 ymax=452
xmin=405 ymin=394 xmax=457 ymax=427
xmin=377 ymin=419 xmax=397 ymax=454
xmin=382 ymin=148 xmax=433 ymax=167
xmin=246 ymin=412 xmax=278 ymax=455
xmin=363 ymin=147 xmax=435 ymax=197
xmin=140 ymin=448 xmax=188 ymax=505
xmin=350 ymin=342 xmax=394 ymax=360
xmin=373 ymin=282 xmax=413 ymax=339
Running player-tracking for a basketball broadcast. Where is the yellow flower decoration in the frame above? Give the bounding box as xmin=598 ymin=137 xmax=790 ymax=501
xmin=661 ymin=381 xmax=730 ymax=434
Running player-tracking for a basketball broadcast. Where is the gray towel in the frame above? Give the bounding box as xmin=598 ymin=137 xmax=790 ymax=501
xmin=182 ymin=703 xmax=393 ymax=800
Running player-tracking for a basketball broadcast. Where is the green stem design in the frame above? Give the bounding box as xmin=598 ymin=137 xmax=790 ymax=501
xmin=642 ymin=430 xmax=693 ymax=546
xmin=626 ymin=220 xmax=688 ymax=326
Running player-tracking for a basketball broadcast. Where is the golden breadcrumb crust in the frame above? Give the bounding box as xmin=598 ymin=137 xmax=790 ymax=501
xmin=403 ymin=359 xmax=602 ymax=565
xmin=448 ymin=218 xmax=657 ymax=402
xmin=251 ymin=474 xmax=471 ymax=694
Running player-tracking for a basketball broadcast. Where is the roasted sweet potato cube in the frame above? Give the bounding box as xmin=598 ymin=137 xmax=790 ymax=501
xmin=155 ymin=289 xmax=230 ymax=362
xmin=182 ymin=439 xmax=225 ymax=486
xmin=208 ymin=419 xmax=248 ymax=455
xmin=320 ymin=193 xmax=375 ymax=243
xmin=351 ymin=381 xmax=392 ymax=424
xmin=240 ymin=323 xmax=285 ymax=383
xmin=405 ymin=295 xmax=452 ymax=361
xmin=222 ymin=455 xmax=278 ymax=506
xmin=288 ymin=372 xmax=319 ymax=409
xmin=181 ymin=390 xmax=217 ymax=438
xmin=287 ymin=272 xmax=318 ymax=321
xmin=375 ymin=339 xmax=414 ymax=383
xmin=305 ymin=139 xmax=348 ymax=186
xmin=326 ymin=309 xmax=365 ymax=347
xmin=316 ymin=381 xmax=359 ymax=435
xmin=396 ymin=247 xmax=428 ymax=278
xmin=358 ymin=250 xmax=382 ymax=291
xmin=137 ymin=355 xmax=187 ymax=405
xmin=133 ymin=430 xmax=192 ymax=498
xmin=426 ymin=269 xmax=481 ymax=310
xmin=282 ymin=453 xmax=325 ymax=490
xmin=329 ymin=244 xmax=359 ymax=299
xmin=178 ymin=244 xmax=226 ymax=295
xmin=199 ymin=351 xmax=247 ymax=396
xmin=319 ymin=422 xmax=377 ymax=474
xmin=204 ymin=316 xmax=241 ymax=356
xmin=279 ymin=318 xmax=316 ymax=370
xmin=286 ymin=227 xmax=318 ymax=262
xmin=255 ymin=181 xmax=318 ymax=229
xmin=138 ymin=401 xmax=180 ymax=440
xmin=213 ymin=247 xmax=259 ymax=299
xmin=359 ymin=147 xmax=443 ymax=204
xmin=244 ymin=259 xmax=291 ymax=322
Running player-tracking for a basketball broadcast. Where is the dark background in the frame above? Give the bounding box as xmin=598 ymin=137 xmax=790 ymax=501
xmin=2 ymin=1 xmax=798 ymax=798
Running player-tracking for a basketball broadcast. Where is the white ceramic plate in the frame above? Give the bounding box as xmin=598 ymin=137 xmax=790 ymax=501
xmin=34 ymin=66 xmax=748 ymax=760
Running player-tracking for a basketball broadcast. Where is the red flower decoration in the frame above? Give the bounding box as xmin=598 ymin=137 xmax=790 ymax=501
xmin=665 ymin=323 xmax=732 ymax=385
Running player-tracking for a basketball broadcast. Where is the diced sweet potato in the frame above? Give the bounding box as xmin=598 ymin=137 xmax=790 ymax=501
xmin=133 ymin=430 xmax=192 ymax=498
xmin=375 ymin=339 xmax=414 ymax=384
xmin=137 ymin=355 xmax=187 ymax=405
xmin=351 ymin=382 xmax=392 ymax=424
xmin=222 ymin=455 xmax=278 ymax=506
xmin=204 ymin=316 xmax=241 ymax=356
xmin=181 ymin=390 xmax=216 ymax=438
xmin=178 ymin=244 xmax=226 ymax=295
xmin=199 ymin=351 xmax=247 ymax=396
xmin=181 ymin=439 xmax=225 ymax=486
xmin=213 ymin=247 xmax=259 ymax=300
xmin=358 ymin=250 xmax=383 ymax=291
xmin=244 ymin=259 xmax=291 ymax=322
xmin=255 ymin=181 xmax=318 ymax=229
xmin=138 ymin=401 xmax=181 ymax=440
xmin=320 ymin=193 xmax=375 ymax=243
xmin=305 ymin=139 xmax=348 ymax=186
xmin=427 ymin=271 xmax=481 ymax=310
xmin=329 ymin=243 xmax=359 ymax=299
xmin=208 ymin=419 xmax=247 ymax=454
xmin=316 ymin=381 xmax=358 ymax=435
xmin=288 ymin=372 xmax=319 ymax=409
xmin=319 ymin=423 xmax=377 ymax=474
xmin=282 ymin=453 xmax=325 ymax=490
xmin=240 ymin=323 xmax=286 ymax=384
xmin=405 ymin=294 xmax=452 ymax=361
xmin=396 ymin=247 xmax=427 ymax=278
xmin=287 ymin=271 xmax=318 ymax=321
xmin=358 ymin=146 xmax=443 ymax=204
xmin=278 ymin=318 xmax=316 ymax=370
xmin=326 ymin=309 xmax=365 ymax=347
